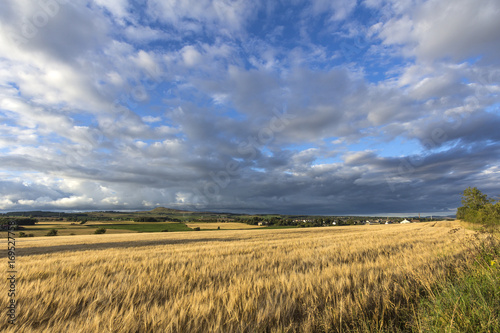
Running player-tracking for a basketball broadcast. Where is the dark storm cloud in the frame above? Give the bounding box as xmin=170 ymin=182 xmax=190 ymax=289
xmin=0 ymin=0 xmax=499 ymax=215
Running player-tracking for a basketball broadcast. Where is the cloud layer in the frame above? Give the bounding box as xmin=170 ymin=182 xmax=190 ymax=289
xmin=0 ymin=0 xmax=499 ymax=215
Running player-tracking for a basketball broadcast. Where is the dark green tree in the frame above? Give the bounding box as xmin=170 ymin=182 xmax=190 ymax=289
xmin=461 ymin=187 xmax=490 ymax=211
xmin=457 ymin=187 xmax=499 ymax=226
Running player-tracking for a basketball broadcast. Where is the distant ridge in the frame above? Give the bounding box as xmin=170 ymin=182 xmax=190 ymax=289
xmin=148 ymin=207 xmax=192 ymax=214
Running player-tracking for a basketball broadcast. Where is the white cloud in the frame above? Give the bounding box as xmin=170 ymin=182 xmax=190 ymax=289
xmin=414 ymin=0 xmax=500 ymax=63
xmin=309 ymin=0 xmax=357 ymax=21
xmin=146 ymin=0 xmax=261 ymax=36
xmin=378 ymin=0 xmax=500 ymax=63
xmin=0 ymin=124 xmax=38 ymax=147
xmin=124 ymin=25 xmax=171 ymax=43
xmin=52 ymin=195 xmax=93 ymax=207
xmin=181 ymin=45 xmax=202 ymax=67
xmin=94 ymin=0 xmax=130 ymax=22
xmin=102 ymin=196 xmax=121 ymax=205
xmin=0 ymin=197 xmax=15 ymax=210
xmin=142 ymin=116 xmax=162 ymax=123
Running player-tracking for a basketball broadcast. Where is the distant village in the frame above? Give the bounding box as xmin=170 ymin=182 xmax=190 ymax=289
xmin=250 ymin=217 xmax=435 ymax=227
xmin=211 ymin=215 xmax=451 ymax=228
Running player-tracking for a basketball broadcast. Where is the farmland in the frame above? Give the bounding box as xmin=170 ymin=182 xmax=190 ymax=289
xmin=2 ymin=206 xmax=443 ymax=238
xmin=0 ymin=220 xmax=264 ymax=238
xmin=1 ymin=221 xmax=479 ymax=332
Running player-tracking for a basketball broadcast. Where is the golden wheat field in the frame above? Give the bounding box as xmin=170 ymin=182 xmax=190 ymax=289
xmin=2 ymin=221 xmax=474 ymax=332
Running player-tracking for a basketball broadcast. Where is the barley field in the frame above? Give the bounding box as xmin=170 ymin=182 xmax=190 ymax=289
xmin=2 ymin=221 xmax=474 ymax=332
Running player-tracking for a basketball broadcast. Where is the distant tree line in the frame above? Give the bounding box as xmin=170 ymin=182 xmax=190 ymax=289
xmin=0 ymin=217 xmax=37 ymax=225
xmin=457 ymin=187 xmax=500 ymax=226
xmin=1 ymin=211 xmax=64 ymax=218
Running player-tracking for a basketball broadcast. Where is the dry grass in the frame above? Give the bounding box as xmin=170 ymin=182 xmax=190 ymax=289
xmin=1 ymin=222 xmax=474 ymax=332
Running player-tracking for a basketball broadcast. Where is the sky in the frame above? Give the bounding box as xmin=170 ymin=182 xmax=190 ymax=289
xmin=0 ymin=0 xmax=499 ymax=216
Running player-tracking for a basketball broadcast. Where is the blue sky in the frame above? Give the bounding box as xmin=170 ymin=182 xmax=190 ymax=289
xmin=1 ymin=0 xmax=500 ymax=215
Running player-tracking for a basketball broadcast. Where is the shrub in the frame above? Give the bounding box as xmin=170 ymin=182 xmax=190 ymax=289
xmin=94 ymin=227 xmax=107 ymax=234
xmin=28 ymin=233 xmax=34 ymax=237
xmin=18 ymin=232 xmax=27 ymax=237
xmin=46 ymin=229 xmax=58 ymax=236
xmin=194 ymin=227 xmax=201 ymax=231
xmin=161 ymin=229 xmax=169 ymax=232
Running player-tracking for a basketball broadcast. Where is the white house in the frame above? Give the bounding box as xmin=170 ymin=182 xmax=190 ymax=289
xmin=400 ymin=219 xmax=411 ymax=224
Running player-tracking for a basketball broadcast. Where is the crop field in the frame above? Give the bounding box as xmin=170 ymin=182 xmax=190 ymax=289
xmin=3 ymin=221 xmax=138 ymax=237
xmin=2 ymin=221 xmax=475 ymax=332
xmin=3 ymin=220 xmax=264 ymax=238
xmin=185 ymin=222 xmax=264 ymax=230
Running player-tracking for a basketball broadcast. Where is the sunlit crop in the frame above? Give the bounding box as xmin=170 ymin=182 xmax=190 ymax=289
xmin=2 ymin=221 xmax=472 ymax=332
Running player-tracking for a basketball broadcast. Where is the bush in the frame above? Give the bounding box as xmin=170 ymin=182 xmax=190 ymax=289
xmin=194 ymin=227 xmax=201 ymax=231
xmin=28 ymin=233 xmax=34 ymax=237
xmin=161 ymin=229 xmax=169 ymax=232
xmin=94 ymin=227 xmax=106 ymax=234
xmin=46 ymin=229 xmax=58 ymax=236
xmin=18 ymin=232 xmax=27 ymax=237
